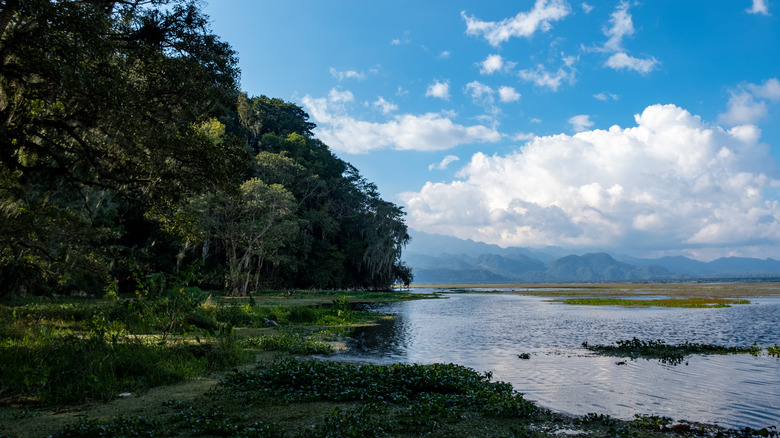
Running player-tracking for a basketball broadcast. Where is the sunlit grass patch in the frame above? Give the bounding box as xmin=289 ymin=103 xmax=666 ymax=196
xmin=238 ymin=330 xmax=333 ymax=355
xmin=552 ymin=297 xmax=751 ymax=308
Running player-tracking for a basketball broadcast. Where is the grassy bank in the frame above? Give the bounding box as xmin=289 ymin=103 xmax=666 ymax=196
xmin=1 ymin=288 xmax=778 ymax=437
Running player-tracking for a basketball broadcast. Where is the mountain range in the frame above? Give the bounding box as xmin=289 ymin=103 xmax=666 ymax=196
xmin=403 ymin=230 xmax=780 ymax=284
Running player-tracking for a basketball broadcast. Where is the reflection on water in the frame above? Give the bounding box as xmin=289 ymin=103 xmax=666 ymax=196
xmin=336 ymin=292 xmax=780 ymax=430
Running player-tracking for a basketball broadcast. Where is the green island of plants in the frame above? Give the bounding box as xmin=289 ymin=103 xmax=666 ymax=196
xmin=553 ymin=297 xmax=751 ymax=308
xmin=582 ymin=337 xmax=768 ymax=365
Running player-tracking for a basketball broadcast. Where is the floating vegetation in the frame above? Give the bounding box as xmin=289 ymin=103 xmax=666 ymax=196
xmin=517 ymin=353 xmax=531 ymax=360
xmin=554 ymin=297 xmax=751 ymax=308
xmin=217 ymin=358 xmax=540 ymax=435
xmin=768 ymin=344 xmax=780 ymax=357
xmin=582 ymin=338 xmax=761 ymax=365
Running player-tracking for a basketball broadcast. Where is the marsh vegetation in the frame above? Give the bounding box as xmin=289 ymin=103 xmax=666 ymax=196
xmin=4 ymin=286 xmax=779 ymax=437
xmin=581 ymin=337 xmax=764 ymax=365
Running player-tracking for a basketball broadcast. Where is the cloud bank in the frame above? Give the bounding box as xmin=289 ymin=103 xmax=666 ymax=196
xmin=302 ymin=89 xmax=501 ymax=154
xmin=401 ymin=104 xmax=780 ymax=258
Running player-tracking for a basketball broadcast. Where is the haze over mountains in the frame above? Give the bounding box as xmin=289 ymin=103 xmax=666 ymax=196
xmin=404 ymin=230 xmax=780 ymax=284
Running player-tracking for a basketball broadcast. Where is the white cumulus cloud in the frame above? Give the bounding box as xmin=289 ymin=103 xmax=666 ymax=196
xmin=328 ymin=88 xmax=354 ymax=103
xmin=748 ymin=78 xmax=780 ymax=101
xmin=480 ymin=54 xmax=504 ymax=74
xmin=498 ymin=86 xmax=521 ymax=103
xmin=426 ymin=80 xmax=451 ymax=100
xmin=429 ymin=155 xmax=461 ymax=171
xmin=329 ymin=67 xmax=366 ymax=81
xmin=519 ymin=61 xmax=576 ymax=91
xmin=373 ymin=96 xmax=398 ymax=114
xmin=603 ymin=1 xmax=634 ymax=51
xmin=400 ymin=104 xmax=780 ymax=257
xmin=746 ymin=0 xmax=770 ymax=15
xmin=462 ymin=0 xmax=570 ymax=46
xmin=581 ymin=2 xmax=594 ymax=14
xmin=594 ymin=91 xmax=620 ymax=101
xmin=465 ymin=81 xmax=494 ymax=100
xmin=569 ymin=114 xmax=594 ymax=132
xmin=719 ymin=92 xmax=768 ymax=125
xmin=596 ymin=2 xmax=659 ymax=74
xmin=719 ymin=78 xmax=780 ymax=125
xmin=302 ymin=89 xmax=500 ymax=154
xmin=606 ymin=52 xmax=658 ymax=74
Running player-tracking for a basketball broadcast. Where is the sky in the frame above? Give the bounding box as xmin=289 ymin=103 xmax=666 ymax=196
xmin=202 ymin=0 xmax=780 ymax=261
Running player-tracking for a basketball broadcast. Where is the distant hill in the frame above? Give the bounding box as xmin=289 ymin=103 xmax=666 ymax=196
xmin=540 ymin=253 xmax=673 ymax=282
xmin=404 ymin=230 xmax=561 ymax=263
xmin=404 ymin=229 xmax=780 ymax=284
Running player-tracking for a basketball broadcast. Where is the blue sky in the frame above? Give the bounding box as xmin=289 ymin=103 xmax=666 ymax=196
xmin=203 ymin=0 xmax=780 ymax=261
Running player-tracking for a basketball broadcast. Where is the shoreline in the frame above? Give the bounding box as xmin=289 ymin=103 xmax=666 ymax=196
xmin=1 ymin=288 xmax=778 ymax=437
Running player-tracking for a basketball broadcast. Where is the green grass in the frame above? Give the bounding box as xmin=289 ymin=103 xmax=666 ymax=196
xmin=239 ymin=330 xmax=334 ymax=355
xmin=553 ymin=297 xmax=751 ymax=308
xmin=0 ymin=291 xmax=373 ymax=405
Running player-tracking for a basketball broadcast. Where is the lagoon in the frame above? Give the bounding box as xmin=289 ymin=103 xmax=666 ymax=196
xmin=334 ymin=290 xmax=780 ymax=430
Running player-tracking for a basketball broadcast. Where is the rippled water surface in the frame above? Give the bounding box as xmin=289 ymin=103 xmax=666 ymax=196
xmin=335 ymin=292 xmax=780 ymax=429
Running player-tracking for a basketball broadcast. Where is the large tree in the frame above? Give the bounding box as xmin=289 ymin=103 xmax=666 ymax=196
xmin=192 ymin=179 xmax=297 ymax=297
xmin=0 ymin=0 xmax=245 ymax=294
xmin=222 ymin=96 xmax=412 ymax=291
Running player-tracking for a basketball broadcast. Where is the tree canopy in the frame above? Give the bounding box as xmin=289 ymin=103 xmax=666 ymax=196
xmin=0 ymin=0 xmax=411 ymax=297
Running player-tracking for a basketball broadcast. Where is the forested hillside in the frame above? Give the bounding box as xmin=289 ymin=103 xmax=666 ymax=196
xmin=0 ymin=0 xmax=411 ymax=297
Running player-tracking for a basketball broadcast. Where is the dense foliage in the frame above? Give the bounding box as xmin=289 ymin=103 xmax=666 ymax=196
xmin=0 ymin=0 xmax=411 ymax=297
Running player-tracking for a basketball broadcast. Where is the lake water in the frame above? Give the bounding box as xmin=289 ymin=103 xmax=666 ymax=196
xmin=331 ymin=291 xmax=780 ymax=430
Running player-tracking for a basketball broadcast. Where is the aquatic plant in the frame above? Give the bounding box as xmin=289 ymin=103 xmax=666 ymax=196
xmin=218 ymin=358 xmax=538 ymax=434
xmin=308 ymin=405 xmax=394 ymax=437
xmin=170 ymin=402 xmax=281 ymax=437
xmin=582 ymin=338 xmax=759 ymax=365
xmin=576 ymin=413 xmax=619 ymax=426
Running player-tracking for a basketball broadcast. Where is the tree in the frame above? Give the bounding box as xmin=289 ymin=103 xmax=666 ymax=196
xmin=0 ymin=0 xmax=245 ymax=295
xmin=236 ymin=94 xmax=316 ymax=152
xmin=224 ymin=96 xmax=413 ymax=291
xmin=194 ymin=180 xmax=297 ymax=296
xmin=334 ymin=165 xmax=411 ymax=290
